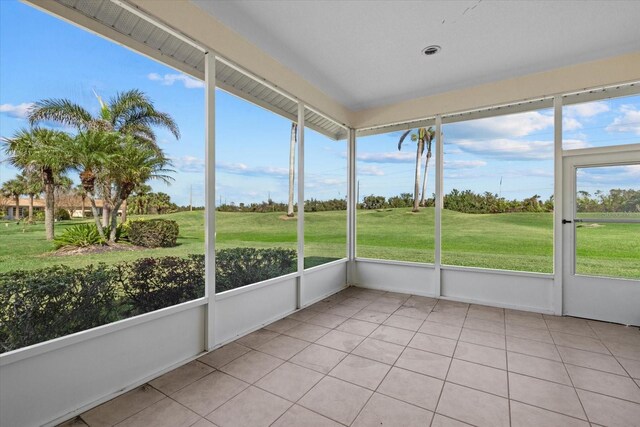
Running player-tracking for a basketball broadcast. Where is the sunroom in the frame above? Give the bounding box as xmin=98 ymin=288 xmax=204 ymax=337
xmin=1 ymin=1 xmax=639 ymax=426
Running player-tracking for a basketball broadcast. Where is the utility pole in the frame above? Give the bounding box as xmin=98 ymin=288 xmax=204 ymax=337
xmin=357 ymin=180 xmax=360 ymax=205
xmin=189 ymin=185 xmax=193 ymax=211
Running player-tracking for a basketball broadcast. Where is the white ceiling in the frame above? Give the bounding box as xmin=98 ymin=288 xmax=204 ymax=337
xmin=192 ymin=0 xmax=640 ymax=111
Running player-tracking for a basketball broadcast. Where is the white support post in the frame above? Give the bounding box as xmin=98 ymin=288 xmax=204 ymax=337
xmin=296 ymin=104 xmax=305 ymax=308
xmin=553 ymin=96 xmax=563 ymax=315
xmin=346 ymin=128 xmax=357 ymax=285
xmin=204 ymin=53 xmax=216 ymax=350
xmin=434 ymin=115 xmax=443 ymax=297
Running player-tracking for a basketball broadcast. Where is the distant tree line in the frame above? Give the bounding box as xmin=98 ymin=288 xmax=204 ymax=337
xmin=577 ymin=189 xmax=640 ymax=213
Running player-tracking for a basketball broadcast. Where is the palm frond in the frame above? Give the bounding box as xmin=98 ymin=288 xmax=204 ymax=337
xmin=397 ymin=130 xmax=412 ymax=151
xmin=28 ymin=99 xmax=93 ymax=129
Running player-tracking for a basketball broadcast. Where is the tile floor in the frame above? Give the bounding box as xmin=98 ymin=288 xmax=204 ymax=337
xmin=60 ymin=287 xmax=640 ymax=427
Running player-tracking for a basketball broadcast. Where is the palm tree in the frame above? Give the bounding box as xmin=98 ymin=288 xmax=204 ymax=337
xmin=107 ymin=137 xmax=174 ymax=241
xmin=66 ymin=130 xmax=121 ymax=238
xmin=287 ymin=122 xmax=298 ymax=217
xmin=1 ymin=178 xmax=25 ymax=221
xmin=74 ymin=184 xmax=87 ymax=218
xmin=398 ymin=127 xmax=435 ymax=212
xmin=17 ymin=171 xmax=43 ymax=223
xmin=3 ymin=128 xmax=71 ymax=239
xmin=28 ymin=89 xmax=180 ymax=227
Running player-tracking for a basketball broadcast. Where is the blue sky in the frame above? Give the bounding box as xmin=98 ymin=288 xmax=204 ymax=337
xmin=1 ymin=0 xmax=638 ymax=207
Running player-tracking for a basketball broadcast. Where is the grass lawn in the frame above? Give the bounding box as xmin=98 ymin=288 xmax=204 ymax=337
xmin=0 ymin=208 xmax=638 ymax=279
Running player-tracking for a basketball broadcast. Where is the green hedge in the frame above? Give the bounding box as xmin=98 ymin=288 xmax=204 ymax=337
xmin=0 ymin=247 xmax=296 ymax=353
xmin=128 ymin=219 xmax=179 ymax=248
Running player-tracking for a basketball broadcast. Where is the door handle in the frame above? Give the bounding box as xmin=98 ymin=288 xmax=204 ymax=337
xmin=562 ymin=219 xmax=572 ymax=224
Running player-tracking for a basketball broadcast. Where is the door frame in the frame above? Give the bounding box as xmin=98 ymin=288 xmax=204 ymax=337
xmin=561 ymin=144 xmax=640 ymax=326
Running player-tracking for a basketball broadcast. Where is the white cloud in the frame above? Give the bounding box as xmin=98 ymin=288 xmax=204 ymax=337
xmin=461 ymin=111 xmax=553 ymax=138
xmin=563 ymin=117 xmax=582 ymax=131
xmin=450 ymin=138 xmax=554 ymax=160
xmin=444 ymin=160 xmax=486 ymax=169
xmin=358 ymin=165 xmax=385 ymax=176
xmin=217 ymin=161 xmax=289 ymax=178
xmin=565 ymin=101 xmax=610 ymax=118
xmin=563 ymin=139 xmax=590 ymax=150
xmin=171 ymin=156 xmax=205 ymax=173
xmin=0 ymin=102 xmax=33 ymax=119
xmin=606 ymin=105 xmax=640 ymax=135
xmin=357 ymin=151 xmax=415 ymax=164
xmin=148 ymin=72 xmax=204 ymax=89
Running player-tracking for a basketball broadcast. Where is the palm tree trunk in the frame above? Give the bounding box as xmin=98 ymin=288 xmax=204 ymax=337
xmin=110 ymin=199 xmax=124 ymax=242
xmin=413 ymin=142 xmax=423 ymax=212
xmin=287 ymin=123 xmax=297 ymax=217
xmin=420 ymin=150 xmax=432 ymax=206
xmin=28 ymin=194 xmax=34 ymax=222
xmin=121 ymin=198 xmax=127 ymax=223
xmin=14 ymin=196 xmax=20 ymax=220
xmin=80 ymin=196 xmax=85 ymax=218
xmin=43 ymin=179 xmax=55 ymax=240
xmin=88 ymin=195 xmax=106 ymax=239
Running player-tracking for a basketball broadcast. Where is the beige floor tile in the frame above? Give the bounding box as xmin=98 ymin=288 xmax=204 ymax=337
xmin=366 ymin=301 xmax=402 ymax=314
xmin=506 ymin=336 xmax=561 ymax=361
xmin=378 ymin=367 xmax=443 ymax=410
xmin=352 ymin=393 xmax=433 ymax=427
xmin=394 ymin=306 xmax=430 ymax=320
xmin=566 ymin=364 xmax=640 ymax=403
xmin=171 ymin=371 xmax=248 ymax=416
xmin=508 ymin=372 xmax=586 ymax=419
xmin=459 ymin=328 xmax=505 ymax=349
xmin=352 ymin=309 xmax=391 ymax=323
xmin=577 ymin=389 xmax=640 ymax=427
xmin=190 ymin=419 xmax=216 ymax=427
xmin=219 ymin=350 xmax=283 ymax=383
xmin=255 ymin=335 xmax=309 ymax=360
xmin=446 ymin=359 xmax=508 ymax=397
xmin=550 ymin=331 xmax=610 ymax=354
xmin=329 ymin=354 xmax=391 ymax=390
xmin=316 ymin=329 xmax=365 ymax=352
xmin=352 ymin=337 xmax=405 ymax=365
xmin=506 ymin=313 xmax=548 ymax=330
xmin=507 ymin=352 xmax=572 ymax=385
xmin=369 ymin=324 xmax=415 ymax=346
xmin=235 ymin=329 xmax=280 ymax=349
xmin=324 ymin=304 xmax=360 ymax=318
xmin=115 ymin=398 xmax=199 ymax=427
xmin=427 ymin=311 xmax=466 ymax=327
xmin=290 ymin=343 xmax=347 ymax=374
xmin=557 ymin=345 xmax=627 ymax=375
xmin=81 ymin=385 xmax=165 ymax=427
xmin=339 ymin=297 xmax=372 ymax=309
xmin=59 ymin=417 xmax=88 ymax=426
xmin=255 ymin=362 xmax=323 ymax=401
xmin=287 ymin=308 xmax=319 ymax=322
xmin=298 ymin=376 xmax=372 ymax=425
xmin=618 ymin=356 xmax=640 ymax=379
xmin=408 ymin=332 xmax=457 ymax=357
xmin=383 ymin=314 xmax=424 ymax=331
xmin=604 ymin=340 xmax=640 ymax=361
xmin=198 ymin=343 xmax=251 ymax=369
xmin=467 ymin=307 xmax=504 ymax=323
xmin=431 ymin=414 xmax=473 ymax=426
xmin=545 ymin=319 xmax=598 ymax=338
xmin=510 ymin=401 xmax=589 ymax=427
xmin=306 ymin=313 xmax=348 ymax=329
xmin=149 ymin=361 xmax=215 ymax=395
xmin=436 ymin=382 xmax=509 ymax=427
xmin=395 ymin=347 xmax=451 ymax=379
xmin=336 ymin=318 xmax=378 ymax=336
xmin=419 ymin=321 xmax=462 ymax=340
xmin=271 ymin=405 xmax=342 ymax=427
xmin=463 ymin=317 xmax=505 ymax=335
xmin=207 ymin=386 xmax=291 ymax=427
xmin=454 ymin=341 xmax=506 ymax=370
xmin=506 ymin=324 xmax=554 ymax=343
xmin=264 ymin=318 xmax=302 ymax=334
xmin=283 ymin=322 xmax=331 ymax=342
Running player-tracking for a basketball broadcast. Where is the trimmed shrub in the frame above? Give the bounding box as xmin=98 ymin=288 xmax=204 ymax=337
xmin=54 ymin=223 xmax=105 ymax=249
xmin=0 ymin=264 xmax=119 ymax=353
xmin=128 ymin=219 xmax=179 ymax=248
xmin=216 ymin=247 xmax=297 ymax=293
xmin=55 ymin=208 xmax=71 ymax=221
xmin=116 ymin=255 xmax=204 ymax=316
